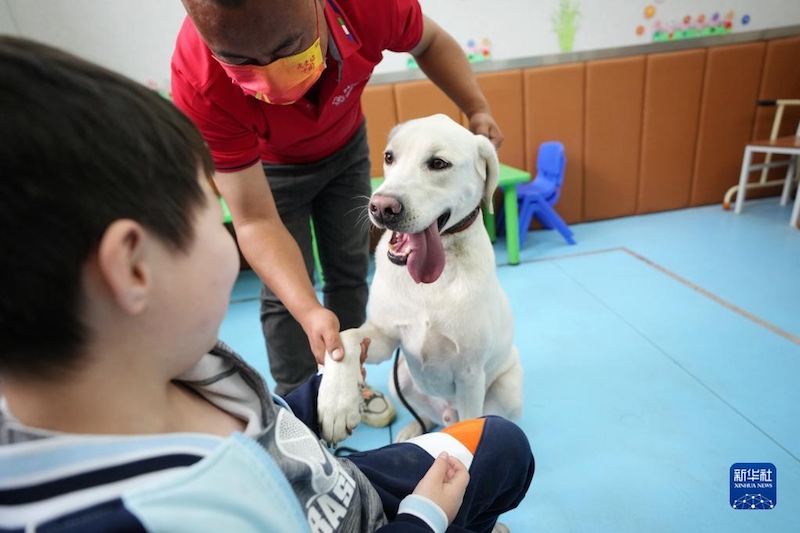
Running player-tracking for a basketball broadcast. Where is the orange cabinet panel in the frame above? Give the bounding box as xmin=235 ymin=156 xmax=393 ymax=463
xmin=523 ymin=63 xmax=585 ymax=224
xmin=753 ymin=36 xmax=800 ymax=141
xmin=472 ymin=70 xmax=525 ymax=169
xmin=393 ymin=79 xmax=461 ymax=123
xmin=584 ymin=56 xmax=646 ymax=221
xmin=749 ymin=36 xmax=800 ymax=191
xmin=638 ymin=49 xmax=706 ymax=214
xmin=361 ymin=84 xmax=398 ymax=177
xmin=691 ymin=42 xmax=765 ymax=206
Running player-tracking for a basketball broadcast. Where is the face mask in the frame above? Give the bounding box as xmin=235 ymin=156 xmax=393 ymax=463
xmin=216 ymin=2 xmax=325 ymax=105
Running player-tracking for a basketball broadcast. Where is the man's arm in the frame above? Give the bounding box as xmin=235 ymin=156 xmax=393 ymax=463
xmin=410 ymin=15 xmax=504 ymax=148
xmin=213 ymin=163 xmax=342 ymax=364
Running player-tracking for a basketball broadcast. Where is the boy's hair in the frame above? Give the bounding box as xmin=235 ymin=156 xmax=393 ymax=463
xmin=186 ymin=0 xmax=247 ymax=9
xmin=0 ymin=37 xmax=215 ymax=379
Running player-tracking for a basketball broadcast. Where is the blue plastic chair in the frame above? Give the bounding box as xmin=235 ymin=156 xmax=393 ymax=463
xmin=499 ymin=141 xmax=576 ymax=246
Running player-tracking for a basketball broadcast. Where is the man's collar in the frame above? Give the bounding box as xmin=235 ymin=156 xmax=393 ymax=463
xmin=323 ymin=0 xmax=361 ymax=60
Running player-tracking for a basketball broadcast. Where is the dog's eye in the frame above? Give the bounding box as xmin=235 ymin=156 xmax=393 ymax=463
xmin=384 ymin=151 xmax=394 ymax=165
xmin=428 ymin=158 xmax=451 ymax=171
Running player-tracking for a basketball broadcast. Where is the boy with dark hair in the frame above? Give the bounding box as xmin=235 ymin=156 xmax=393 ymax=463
xmin=0 ymin=36 xmax=534 ymax=532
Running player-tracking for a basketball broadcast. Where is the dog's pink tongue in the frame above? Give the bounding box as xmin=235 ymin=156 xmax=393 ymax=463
xmin=407 ymin=222 xmax=445 ymax=284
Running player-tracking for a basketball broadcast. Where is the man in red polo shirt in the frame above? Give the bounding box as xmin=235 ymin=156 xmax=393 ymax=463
xmin=172 ymin=0 xmax=503 ymax=421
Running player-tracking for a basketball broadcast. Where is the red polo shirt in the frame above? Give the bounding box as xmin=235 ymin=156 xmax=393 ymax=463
xmin=171 ymin=0 xmax=423 ymax=170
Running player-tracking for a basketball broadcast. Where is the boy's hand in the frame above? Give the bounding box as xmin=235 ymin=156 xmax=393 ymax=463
xmin=303 ymin=307 xmax=343 ymax=365
xmin=412 ymin=452 xmax=470 ymax=523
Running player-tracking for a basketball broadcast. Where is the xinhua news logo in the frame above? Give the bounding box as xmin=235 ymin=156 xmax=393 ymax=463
xmin=730 ymin=463 xmax=776 ymax=510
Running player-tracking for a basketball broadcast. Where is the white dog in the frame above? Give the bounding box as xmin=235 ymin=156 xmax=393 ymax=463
xmin=318 ymin=114 xmax=523 ymax=445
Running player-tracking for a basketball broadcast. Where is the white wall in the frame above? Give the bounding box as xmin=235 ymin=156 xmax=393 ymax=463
xmin=376 ymin=0 xmax=800 ymax=73
xmin=1 ymin=0 xmax=799 ymax=84
xmin=1 ymin=0 xmax=185 ymax=91
xmin=0 ymin=0 xmax=18 ymax=35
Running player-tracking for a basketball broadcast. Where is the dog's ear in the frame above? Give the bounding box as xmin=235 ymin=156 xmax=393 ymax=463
xmin=475 ymin=135 xmax=499 ymax=214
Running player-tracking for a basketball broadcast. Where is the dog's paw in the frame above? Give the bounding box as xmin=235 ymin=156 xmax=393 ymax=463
xmin=317 ymin=354 xmax=363 ymax=447
xmin=318 ymin=383 xmax=361 ymax=447
xmin=395 ymin=420 xmax=426 ymax=442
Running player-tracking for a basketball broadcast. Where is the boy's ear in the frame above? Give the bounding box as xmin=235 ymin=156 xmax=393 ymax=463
xmin=96 ymin=220 xmax=151 ymax=315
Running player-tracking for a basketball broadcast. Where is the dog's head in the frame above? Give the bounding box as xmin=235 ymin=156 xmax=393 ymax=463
xmin=369 ymin=114 xmax=499 ymax=284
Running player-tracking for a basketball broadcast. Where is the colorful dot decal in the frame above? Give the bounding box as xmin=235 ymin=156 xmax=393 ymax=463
xmin=638 ymin=3 xmax=746 ymax=43
xmin=408 ymin=37 xmax=493 ymax=70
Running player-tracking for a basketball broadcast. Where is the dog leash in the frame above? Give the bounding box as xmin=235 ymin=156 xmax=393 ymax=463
xmin=391 ymin=347 xmax=429 ymax=438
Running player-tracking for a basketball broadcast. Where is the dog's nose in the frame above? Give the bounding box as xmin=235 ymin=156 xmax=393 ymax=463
xmin=369 ymin=194 xmax=403 ymax=225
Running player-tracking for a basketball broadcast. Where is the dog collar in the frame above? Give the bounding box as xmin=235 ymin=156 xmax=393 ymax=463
xmin=443 ymin=206 xmax=481 ymax=235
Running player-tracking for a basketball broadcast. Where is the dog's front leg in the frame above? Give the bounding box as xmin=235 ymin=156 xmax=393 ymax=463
xmin=317 ymin=329 xmax=365 ymax=446
xmin=358 ymin=321 xmax=399 ymax=365
xmin=455 ymin=370 xmax=487 ymax=422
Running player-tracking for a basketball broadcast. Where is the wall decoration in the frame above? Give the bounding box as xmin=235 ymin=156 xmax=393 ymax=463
xmin=553 ymin=0 xmax=581 ymax=52
xmin=637 ymin=1 xmax=750 ymax=42
xmin=406 ymin=37 xmax=493 ymax=70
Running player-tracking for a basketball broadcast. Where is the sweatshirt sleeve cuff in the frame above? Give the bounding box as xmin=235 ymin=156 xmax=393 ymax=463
xmin=397 ymin=494 xmax=448 ymax=533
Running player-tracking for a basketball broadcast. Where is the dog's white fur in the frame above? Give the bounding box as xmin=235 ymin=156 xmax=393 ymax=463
xmin=318 ymin=114 xmax=523 ymax=445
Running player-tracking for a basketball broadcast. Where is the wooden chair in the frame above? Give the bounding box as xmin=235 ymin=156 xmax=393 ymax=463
xmin=728 ymin=100 xmax=800 ymax=227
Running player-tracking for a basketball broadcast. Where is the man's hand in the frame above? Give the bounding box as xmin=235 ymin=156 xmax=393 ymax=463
xmin=412 ymin=452 xmax=470 ymax=523
xmin=468 ymin=112 xmax=504 ymax=149
xmin=359 ymin=338 xmax=370 ymax=380
xmin=301 ymin=307 xmax=343 ymax=365
xmin=411 ymin=15 xmax=504 ymax=152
